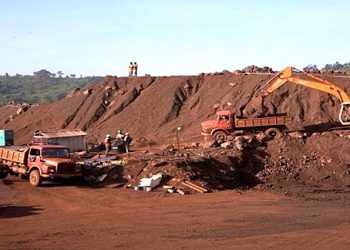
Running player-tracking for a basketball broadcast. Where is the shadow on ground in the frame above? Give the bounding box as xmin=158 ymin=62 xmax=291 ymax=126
xmin=0 ymin=205 xmax=43 ymax=218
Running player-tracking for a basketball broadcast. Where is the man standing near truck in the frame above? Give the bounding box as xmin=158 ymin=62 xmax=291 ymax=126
xmin=104 ymin=134 xmax=112 ymax=153
xmin=124 ymin=133 xmax=132 ymax=154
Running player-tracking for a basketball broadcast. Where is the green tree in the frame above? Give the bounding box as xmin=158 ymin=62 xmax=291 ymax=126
xmin=57 ymin=71 xmax=64 ymax=78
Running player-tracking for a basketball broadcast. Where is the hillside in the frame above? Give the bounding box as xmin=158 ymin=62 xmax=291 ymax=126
xmin=0 ymin=70 xmax=102 ymax=105
xmin=1 ymin=71 xmax=350 ymax=145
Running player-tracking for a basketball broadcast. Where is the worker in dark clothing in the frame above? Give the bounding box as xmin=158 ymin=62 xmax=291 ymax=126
xmin=133 ymin=62 xmax=138 ymax=76
xmin=124 ymin=132 xmax=132 ymax=154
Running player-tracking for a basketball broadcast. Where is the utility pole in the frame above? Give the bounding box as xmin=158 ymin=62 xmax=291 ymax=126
xmin=176 ymin=127 xmax=182 ymax=150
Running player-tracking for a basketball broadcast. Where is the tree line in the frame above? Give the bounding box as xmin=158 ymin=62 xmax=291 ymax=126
xmin=0 ymin=69 xmax=102 ymax=105
xmin=303 ymin=61 xmax=350 ymax=74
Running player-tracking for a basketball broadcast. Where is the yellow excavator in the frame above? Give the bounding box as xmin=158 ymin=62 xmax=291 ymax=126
xmin=248 ymin=66 xmax=350 ymax=125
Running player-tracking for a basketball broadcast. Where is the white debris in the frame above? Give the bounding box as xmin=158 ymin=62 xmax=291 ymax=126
xmin=139 ymin=174 xmax=163 ymax=188
xmin=97 ymin=174 xmax=107 ymax=182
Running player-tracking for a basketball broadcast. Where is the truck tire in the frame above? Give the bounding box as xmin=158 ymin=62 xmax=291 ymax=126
xmin=29 ymin=170 xmax=42 ymax=187
xmin=0 ymin=166 xmax=8 ymax=179
xmin=265 ymin=128 xmax=281 ymax=138
xmin=213 ymin=131 xmax=227 ymax=143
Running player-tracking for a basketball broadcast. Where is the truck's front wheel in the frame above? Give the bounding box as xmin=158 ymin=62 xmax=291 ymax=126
xmin=29 ymin=170 xmax=42 ymax=187
xmin=213 ymin=131 xmax=227 ymax=143
xmin=0 ymin=166 xmax=8 ymax=179
xmin=265 ymin=128 xmax=281 ymax=139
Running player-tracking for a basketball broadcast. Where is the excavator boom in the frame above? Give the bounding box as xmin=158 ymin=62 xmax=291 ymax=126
xmin=264 ymin=67 xmax=350 ymax=103
xmin=250 ymin=66 xmax=350 ymax=125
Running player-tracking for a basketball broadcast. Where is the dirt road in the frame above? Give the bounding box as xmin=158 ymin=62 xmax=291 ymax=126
xmin=1 ymin=176 xmax=350 ymax=249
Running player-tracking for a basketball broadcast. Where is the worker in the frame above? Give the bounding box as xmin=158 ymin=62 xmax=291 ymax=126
xmin=133 ymin=62 xmax=138 ymax=76
xmin=104 ymin=134 xmax=112 ymax=154
xmin=116 ymin=130 xmax=124 ymax=140
xmin=124 ymin=132 xmax=132 ymax=154
xmin=128 ymin=62 xmax=133 ymax=76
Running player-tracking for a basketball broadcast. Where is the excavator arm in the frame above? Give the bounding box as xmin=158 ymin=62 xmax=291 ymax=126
xmin=262 ymin=67 xmax=350 ymax=102
xmin=251 ymin=66 xmax=350 ymax=125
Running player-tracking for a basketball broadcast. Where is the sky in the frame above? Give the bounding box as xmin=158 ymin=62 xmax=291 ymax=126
xmin=1 ymin=0 xmax=350 ymax=77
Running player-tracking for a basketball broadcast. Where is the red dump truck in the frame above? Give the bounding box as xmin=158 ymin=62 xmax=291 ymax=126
xmin=0 ymin=145 xmax=81 ymax=186
xmin=201 ymin=110 xmax=292 ymax=141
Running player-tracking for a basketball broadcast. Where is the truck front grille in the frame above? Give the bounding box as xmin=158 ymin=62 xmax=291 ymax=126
xmin=56 ymin=162 xmax=76 ymax=174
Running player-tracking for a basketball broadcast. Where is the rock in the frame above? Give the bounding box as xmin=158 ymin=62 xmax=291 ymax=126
xmin=256 ymin=132 xmax=268 ymax=142
xmin=220 ymin=141 xmax=233 ymax=149
xmin=83 ymin=89 xmax=92 ymax=96
xmin=229 ymin=82 xmax=238 ymax=87
xmin=242 ymin=135 xmax=254 ymax=143
xmin=212 ymin=103 xmax=221 ymax=109
xmin=288 ymin=131 xmax=304 ymax=139
xmin=191 ymin=142 xmax=200 ymax=148
xmin=234 ymin=140 xmax=244 ymax=151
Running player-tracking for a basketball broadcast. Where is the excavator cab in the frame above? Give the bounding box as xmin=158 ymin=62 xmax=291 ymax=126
xmin=339 ymin=102 xmax=350 ymax=125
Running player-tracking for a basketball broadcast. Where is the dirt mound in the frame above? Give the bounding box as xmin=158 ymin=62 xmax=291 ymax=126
xmin=0 ymin=102 xmax=33 ymax=127
xmin=257 ymin=133 xmax=350 ymax=197
xmin=1 ymin=72 xmax=350 ymax=147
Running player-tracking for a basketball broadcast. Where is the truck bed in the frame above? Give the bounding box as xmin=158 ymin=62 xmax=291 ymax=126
xmin=235 ymin=115 xmax=292 ymax=128
xmin=0 ymin=147 xmax=29 ymax=164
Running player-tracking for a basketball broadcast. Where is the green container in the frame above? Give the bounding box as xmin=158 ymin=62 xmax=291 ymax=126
xmin=0 ymin=130 xmax=14 ymax=146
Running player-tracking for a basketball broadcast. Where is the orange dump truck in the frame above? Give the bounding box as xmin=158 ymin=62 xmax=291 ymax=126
xmin=201 ymin=110 xmax=292 ymax=141
xmin=0 ymin=145 xmax=81 ymax=186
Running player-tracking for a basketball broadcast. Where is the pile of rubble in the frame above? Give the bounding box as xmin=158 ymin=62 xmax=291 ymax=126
xmin=78 ymin=131 xmax=350 ymax=197
xmin=78 ymin=144 xmax=245 ymax=193
xmin=234 ymin=65 xmax=274 ymax=74
xmin=256 ymin=134 xmax=350 ymax=193
xmin=79 ymin=155 xmax=126 ymax=187
xmin=257 ymin=151 xmax=323 ymax=184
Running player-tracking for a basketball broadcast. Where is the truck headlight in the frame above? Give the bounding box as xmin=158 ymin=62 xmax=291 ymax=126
xmin=48 ymin=167 xmax=56 ymax=173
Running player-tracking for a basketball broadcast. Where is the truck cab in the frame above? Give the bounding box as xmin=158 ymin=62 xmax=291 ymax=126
xmin=0 ymin=144 xmax=80 ymax=186
xmin=26 ymin=145 xmax=79 ymax=184
xmin=201 ymin=110 xmax=234 ymax=141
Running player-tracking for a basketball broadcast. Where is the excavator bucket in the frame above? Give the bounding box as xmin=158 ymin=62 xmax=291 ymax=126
xmin=339 ymin=102 xmax=350 ymax=125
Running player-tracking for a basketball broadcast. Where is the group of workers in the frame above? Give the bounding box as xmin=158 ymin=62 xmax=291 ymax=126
xmin=104 ymin=130 xmax=132 ymax=154
xmin=128 ymin=62 xmax=138 ymax=76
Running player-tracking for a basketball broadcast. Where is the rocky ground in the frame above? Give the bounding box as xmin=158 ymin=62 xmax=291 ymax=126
xmin=73 ymin=131 xmax=350 ymax=200
xmin=2 ymin=69 xmax=350 ymax=249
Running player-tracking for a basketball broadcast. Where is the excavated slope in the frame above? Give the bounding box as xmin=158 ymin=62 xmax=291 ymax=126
xmin=1 ymin=73 xmax=350 ymax=145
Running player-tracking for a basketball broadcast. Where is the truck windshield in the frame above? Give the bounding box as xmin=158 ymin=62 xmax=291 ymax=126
xmin=42 ymin=148 xmax=70 ymax=158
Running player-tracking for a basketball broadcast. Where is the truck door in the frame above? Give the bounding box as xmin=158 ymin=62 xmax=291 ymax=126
xmin=28 ymin=148 xmax=41 ymax=168
xmin=218 ymin=115 xmax=231 ymax=129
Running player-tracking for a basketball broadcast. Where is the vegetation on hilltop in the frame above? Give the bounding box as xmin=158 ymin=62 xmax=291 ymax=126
xmin=0 ymin=69 xmax=102 ymax=105
xmin=303 ymin=62 xmax=350 ymax=74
